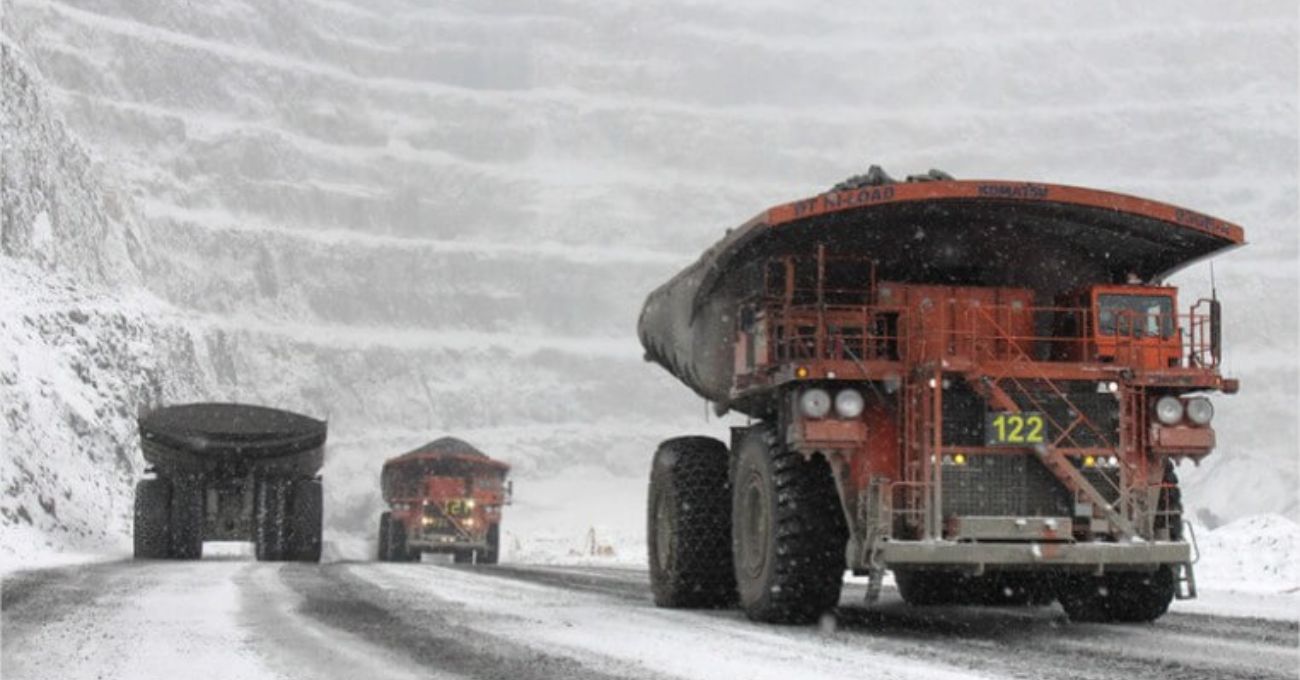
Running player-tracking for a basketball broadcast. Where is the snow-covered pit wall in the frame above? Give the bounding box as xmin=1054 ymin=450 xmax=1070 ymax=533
xmin=2 ymin=1 xmax=1296 ymax=568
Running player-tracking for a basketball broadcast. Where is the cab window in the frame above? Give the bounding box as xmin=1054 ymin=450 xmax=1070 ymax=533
xmin=1097 ymin=295 xmax=1174 ymax=338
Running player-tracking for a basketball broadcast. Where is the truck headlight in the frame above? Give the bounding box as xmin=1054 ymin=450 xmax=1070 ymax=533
xmin=1185 ymin=397 xmax=1213 ymax=426
xmin=799 ymin=388 xmax=832 ymax=418
xmin=1155 ymin=396 xmax=1184 ymax=425
xmin=834 ymin=389 xmax=865 ymax=418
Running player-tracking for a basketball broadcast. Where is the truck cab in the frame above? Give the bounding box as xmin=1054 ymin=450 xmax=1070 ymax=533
xmin=1055 ymin=284 xmax=1185 ymax=369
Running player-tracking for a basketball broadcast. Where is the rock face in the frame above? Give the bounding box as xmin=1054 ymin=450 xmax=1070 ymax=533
xmin=0 ymin=1 xmax=1295 ymax=562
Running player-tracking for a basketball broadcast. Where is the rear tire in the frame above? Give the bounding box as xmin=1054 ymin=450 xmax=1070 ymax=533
xmin=285 ymin=478 xmax=322 ymax=563
xmin=254 ymin=478 xmax=287 ymax=561
xmin=732 ymin=428 xmax=847 ymax=624
xmin=167 ymin=476 xmax=204 ymax=560
xmin=1058 ymin=566 xmax=1174 ymax=623
xmin=1106 ymin=566 xmax=1176 ymax=622
xmin=134 ymin=478 xmax=171 ymax=559
xmin=647 ymin=436 xmax=736 ymax=609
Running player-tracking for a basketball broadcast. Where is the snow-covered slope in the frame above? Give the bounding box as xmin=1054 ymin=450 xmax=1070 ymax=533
xmin=1 ymin=1 xmax=1295 ymax=564
xmin=1 ymin=37 xmax=214 ymax=565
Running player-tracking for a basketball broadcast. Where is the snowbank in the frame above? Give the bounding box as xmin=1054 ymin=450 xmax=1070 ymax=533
xmin=1193 ymin=514 xmax=1299 ymax=594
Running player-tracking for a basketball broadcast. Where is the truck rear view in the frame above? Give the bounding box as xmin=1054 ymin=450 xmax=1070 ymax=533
xmin=639 ymin=170 xmax=1243 ymax=624
xmin=377 ymin=437 xmax=510 ymax=564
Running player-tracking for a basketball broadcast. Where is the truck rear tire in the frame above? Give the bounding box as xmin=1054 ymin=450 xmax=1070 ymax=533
xmin=1058 ymin=566 xmax=1174 ymax=623
xmin=732 ymin=428 xmax=847 ymax=624
xmin=254 ymin=478 xmax=287 ymax=561
xmin=134 ymin=478 xmax=171 ymax=559
xmin=285 ymin=478 xmax=322 ymax=563
xmin=1106 ymin=566 xmax=1176 ymax=622
xmin=167 ymin=476 xmax=204 ymax=560
xmin=647 ymin=436 xmax=736 ymax=609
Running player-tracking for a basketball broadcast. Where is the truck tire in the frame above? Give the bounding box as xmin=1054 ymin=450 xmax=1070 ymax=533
xmin=168 ymin=476 xmax=204 ymax=560
xmin=647 ymin=436 xmax=736 ymax=609
xmin=377 ymin=512 xmax=392 ymax=561
xmin=134 ymin=478 xmax=171 ymax=559
xmin=481 ymin=524 xmax=500 ymax=565
xmin=1058 ymin=566 xmax=1174 ymax=623
xmin=732 ymin=428 xmax=847 ymax=624
xmin=385 ymin=513 xmax=411 ymax=562
xmin=254 ymin=478 xmax=287 ymax=561
xmin=285 ymin=478 xmax=322 ymax=563
xmin=1106 ymin=566 xmax=1176 ymax=622
xmin=454 ymin=550 xmax=475 ymax=564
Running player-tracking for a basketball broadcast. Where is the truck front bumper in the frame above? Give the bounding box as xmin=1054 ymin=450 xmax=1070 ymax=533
xmin=879 ymin=539 xmax=1190 ymax=571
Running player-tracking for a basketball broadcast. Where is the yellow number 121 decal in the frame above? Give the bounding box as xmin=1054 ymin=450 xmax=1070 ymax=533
xmin=985 ymin=412 xmax=1046 ymax=446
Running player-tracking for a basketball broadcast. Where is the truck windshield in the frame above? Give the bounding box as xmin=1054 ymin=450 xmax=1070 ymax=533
xmin=1097 ymin=295 xmax=1174 ymax=338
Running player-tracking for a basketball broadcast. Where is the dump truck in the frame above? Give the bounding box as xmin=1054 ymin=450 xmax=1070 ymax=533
xmin=639 ymin=168 xmax=1242 ymax=624
xmin=134 ymin=403 xmax=326 ymax=562
xmin=377 ymin=437 xmax=510 ymax=564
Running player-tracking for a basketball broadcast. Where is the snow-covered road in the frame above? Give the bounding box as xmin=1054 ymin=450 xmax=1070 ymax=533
xmin=3 ymin=560 xmax=1296 ymax=680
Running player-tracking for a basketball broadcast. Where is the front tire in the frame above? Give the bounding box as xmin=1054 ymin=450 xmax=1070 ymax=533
xmin=481 ymin=524 xmax=500 ymax=565
xmin=647 ymin=436 xmax=736 ymax=609
xmin=732 ymin=428 xmax=847 ymax=624
xmin=378 ymin=512 xmax=393 ymax=561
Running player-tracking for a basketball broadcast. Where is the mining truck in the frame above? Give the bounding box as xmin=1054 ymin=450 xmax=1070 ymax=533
xmin=639 ymin=168 xmax=1242 ymax=624
xmin=133 ymin=403 xmax=326 ymax=562
xmin=377 ymin=437 xmax=511 ymax=564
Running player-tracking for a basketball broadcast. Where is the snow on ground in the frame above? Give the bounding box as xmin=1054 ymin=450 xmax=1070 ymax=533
xmin=1193 ymin=514 xmax=1300 ymax=594
xmin=2 ymin=563 xmax=278 ymax=680
xmin=359 ymin=564 xmax=986 ymax=680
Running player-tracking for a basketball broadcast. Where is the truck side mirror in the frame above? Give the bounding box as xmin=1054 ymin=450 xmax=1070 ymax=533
xmin=1209 ymin=299 xmax=1222 ymax=364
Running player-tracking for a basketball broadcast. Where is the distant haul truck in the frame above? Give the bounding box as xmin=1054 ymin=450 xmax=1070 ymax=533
xmin=639 ymin=168 xmax=1243 ymax=624
xmin=377 ymin=437 xmax=511 ymax=564
xmin=134 ymin=403 xmax=326 ymax=562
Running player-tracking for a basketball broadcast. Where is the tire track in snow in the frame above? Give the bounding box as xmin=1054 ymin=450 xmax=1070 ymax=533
xmin=279 ymin=562 xmax=666 ymax=680
xmin=439 ymin=563 xmax=1299 ymax=680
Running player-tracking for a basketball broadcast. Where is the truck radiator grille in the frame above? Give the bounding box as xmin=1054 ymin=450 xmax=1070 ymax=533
xmin=942 ymin=455 xmax=1120 ymax=518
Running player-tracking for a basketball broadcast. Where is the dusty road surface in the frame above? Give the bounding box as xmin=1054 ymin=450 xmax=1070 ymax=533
xmin=3 ymin=559 xmax=1296 ymax=680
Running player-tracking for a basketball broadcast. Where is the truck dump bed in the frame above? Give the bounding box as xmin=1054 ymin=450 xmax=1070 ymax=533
xmin=637 ymin=176 xmax=1244 ymax=410
xmin=381 ymin=437 xmax=509 ymax=502
xmin=139 ymin=403 xmax=327 ymax=473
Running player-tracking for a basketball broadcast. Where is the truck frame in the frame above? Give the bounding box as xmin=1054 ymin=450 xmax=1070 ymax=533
xmin=639 ymin=170 xmax=1243 ymax=624
xmin=134 ymin=403 xmax=326 ymax=562
xmin=377 ymin=437 xmax=511 ymax=564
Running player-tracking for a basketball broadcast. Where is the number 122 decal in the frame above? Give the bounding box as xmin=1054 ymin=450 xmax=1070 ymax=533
xmin=985 ymin=412 xmax=1046 ymax=445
